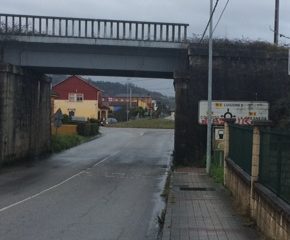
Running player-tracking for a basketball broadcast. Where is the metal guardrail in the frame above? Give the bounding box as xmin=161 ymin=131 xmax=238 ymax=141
xmin=0 ymin=13 xmax=188 ymax=43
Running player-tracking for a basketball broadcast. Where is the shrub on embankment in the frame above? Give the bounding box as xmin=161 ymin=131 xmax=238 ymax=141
xmin=51 ymin=122 xmax=100 ymax=152
xmin=50 ymin=134 xmax=86 ymax=152
xmin=76 ymin=123 xmax=99 ymax=136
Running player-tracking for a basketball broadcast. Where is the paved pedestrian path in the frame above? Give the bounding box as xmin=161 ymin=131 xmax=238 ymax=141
xmin=162 ymin=168 xmax=262 ymax=240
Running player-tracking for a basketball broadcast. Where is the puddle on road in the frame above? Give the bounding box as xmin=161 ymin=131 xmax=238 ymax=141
xmin=145 ymin=168 xmax=169 ymax=240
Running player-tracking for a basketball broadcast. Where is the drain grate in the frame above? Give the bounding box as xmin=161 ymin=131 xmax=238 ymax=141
xmin=179 ymin=187 xmax=215 ymax=191
xmin=159 ymin=164 xmax=168 ymax=169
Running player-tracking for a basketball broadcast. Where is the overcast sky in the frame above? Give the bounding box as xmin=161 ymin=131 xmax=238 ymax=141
xmin=3 ymin=0 xmax=290 ymax=96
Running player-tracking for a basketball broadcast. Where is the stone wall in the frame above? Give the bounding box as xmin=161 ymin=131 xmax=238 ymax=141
xmin=175 ymin=42 xmax=290 ymax=165
xmin=0 ymin=63 xmax=51 ymax=165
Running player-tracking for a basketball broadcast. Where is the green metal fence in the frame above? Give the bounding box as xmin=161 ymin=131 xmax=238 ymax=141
xmin=229 ymin=125 xmax=253 ymax=175
xmin=259 ymin=129 xmax=290 ymax=204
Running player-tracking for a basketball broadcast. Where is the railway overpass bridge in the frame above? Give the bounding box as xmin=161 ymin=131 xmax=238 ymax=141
xmin=0 ymin=13 xmax=189 ymax=78
xmin=0 ymin=13 xmax=190 ymax=164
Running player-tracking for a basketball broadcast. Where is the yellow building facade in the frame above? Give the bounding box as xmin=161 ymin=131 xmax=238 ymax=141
xmin=54 ymin=99 xmax=99 ymax=120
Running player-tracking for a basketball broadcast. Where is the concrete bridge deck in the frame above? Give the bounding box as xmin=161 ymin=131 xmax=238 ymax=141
xmin=0 ymin=13 xmax=189 ymax=78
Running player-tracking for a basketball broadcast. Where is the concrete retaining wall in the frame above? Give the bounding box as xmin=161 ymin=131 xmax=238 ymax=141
xmin=177 ymin=43 xmax=290 ymax=165
xmin=0 ymin=63 xmax=51 ymax=165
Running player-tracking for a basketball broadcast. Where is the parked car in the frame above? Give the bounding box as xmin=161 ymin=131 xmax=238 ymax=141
xmin=106 ymin=118 xmax=118 ymax=125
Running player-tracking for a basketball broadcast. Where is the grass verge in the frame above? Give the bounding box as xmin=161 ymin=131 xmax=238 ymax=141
xmin=209 ymin=163 xmax=224 ymax=184
xmin=111 ymin=118 xmax=174 ymax=129
xmin=50 ymin=134 xmax=91 ymax=153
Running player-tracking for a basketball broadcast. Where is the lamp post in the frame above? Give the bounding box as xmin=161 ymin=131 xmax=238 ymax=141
xmin=206 ymin=0 xmax=214 ymax=174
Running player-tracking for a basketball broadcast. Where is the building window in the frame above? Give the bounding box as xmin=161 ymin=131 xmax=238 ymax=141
xmin=68 ymin=93 xmax=84 ymax=102
xmin=76 ymin=94 xmax=84 ymax=102
xmin=68 ymin=109 xmax=76 ymax=117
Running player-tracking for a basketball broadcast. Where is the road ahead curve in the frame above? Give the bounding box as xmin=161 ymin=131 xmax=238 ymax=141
xmin=0 ymin=128 xmax=174 ymax=240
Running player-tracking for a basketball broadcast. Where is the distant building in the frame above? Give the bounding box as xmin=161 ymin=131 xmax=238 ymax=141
xmin=151 ymin=100 xmax=158 ymax=111
xmin=52 ymin=75 xmax=109 ymax=121
xmin=102 ymin=94 xmax=154 ymax=112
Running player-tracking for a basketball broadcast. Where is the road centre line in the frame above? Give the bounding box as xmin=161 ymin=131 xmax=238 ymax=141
xmin=0 ymin=152 xmax=119 ymax=214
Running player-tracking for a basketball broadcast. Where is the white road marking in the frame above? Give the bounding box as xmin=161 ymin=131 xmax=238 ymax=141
xmin=0 ymin=152 xmax=120 ymax=213
xmin=0 ymin=171 xmax=84 ymax=213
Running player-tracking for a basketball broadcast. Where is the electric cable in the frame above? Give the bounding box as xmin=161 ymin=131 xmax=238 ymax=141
xmin=200 ymin=0 xmax=220 ymax=42
xmin=212 ymin=0 xmax=230 ymax=34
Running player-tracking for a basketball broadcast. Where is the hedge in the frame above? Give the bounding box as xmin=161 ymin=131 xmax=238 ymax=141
xmin=77 ymin=123 xmax=99 ymax=136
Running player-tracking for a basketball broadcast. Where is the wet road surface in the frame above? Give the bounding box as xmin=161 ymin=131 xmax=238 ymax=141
xmin=0 ymin=128 xmax=174 ymax=240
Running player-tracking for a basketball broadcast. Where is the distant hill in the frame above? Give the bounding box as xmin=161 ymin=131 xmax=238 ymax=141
xmin=92 ymin=81 xmax=162 ymax=98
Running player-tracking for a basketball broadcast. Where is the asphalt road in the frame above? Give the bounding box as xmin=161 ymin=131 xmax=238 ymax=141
xmin=0 ymin=128 xmax=174 ymax=240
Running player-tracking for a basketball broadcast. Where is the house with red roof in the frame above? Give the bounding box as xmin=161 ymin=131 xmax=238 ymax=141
xmin=52 ymin=75 xmax=108 ymax=121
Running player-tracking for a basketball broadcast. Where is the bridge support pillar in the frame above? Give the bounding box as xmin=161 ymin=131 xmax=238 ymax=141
xmin=0 ymin=63 xmax=51 ymax=165
xmin=174 ymin=72 xmax=191 ymax=165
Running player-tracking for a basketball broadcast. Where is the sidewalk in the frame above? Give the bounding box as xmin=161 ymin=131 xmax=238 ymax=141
xmin=162 ymin=168 xmax=262 ymax=240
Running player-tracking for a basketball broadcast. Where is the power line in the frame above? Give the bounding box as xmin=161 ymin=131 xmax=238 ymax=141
xmin=280 ymin=33 xmax=290 ymax=40
xmin=212 ymin=0 xmax=230 ymax=34
xmin=269 ymin=27 xmax=290 ymax=41
xmin=200 ymin=0 xmax=220 ymax=42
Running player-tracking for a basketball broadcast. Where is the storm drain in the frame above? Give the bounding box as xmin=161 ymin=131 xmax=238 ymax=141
xmin=159 ymin=164 xmax=168 ymax=169
xmin=179 ymin=187 xmax=216 ymax=191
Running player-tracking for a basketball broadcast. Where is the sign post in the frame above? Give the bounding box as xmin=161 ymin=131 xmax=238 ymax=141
xmin=53 ymin=108 xmax=63 ymax=135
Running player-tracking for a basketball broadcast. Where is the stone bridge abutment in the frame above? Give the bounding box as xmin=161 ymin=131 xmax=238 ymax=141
xmin=0 ymin=63 xmax=51 ymax=164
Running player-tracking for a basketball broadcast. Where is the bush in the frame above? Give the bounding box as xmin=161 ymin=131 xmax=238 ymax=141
xmin=88 ymin=118 xmax=99 ymax=124
xmin=210 ymin=163 xmax=224 ymax=184
xmin=90 ymin=123 xmax=99 ymax=135
xmin=77 ymin=123 xmax=99 ymax=136
xmin=62 ymin=114 xmax=71 ymax=124
xmin=51 ymin=134 xmax=83 ymax=152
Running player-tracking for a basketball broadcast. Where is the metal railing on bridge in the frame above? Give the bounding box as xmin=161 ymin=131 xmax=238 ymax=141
xmin=0 ymin=13 xmax=188 ymax=43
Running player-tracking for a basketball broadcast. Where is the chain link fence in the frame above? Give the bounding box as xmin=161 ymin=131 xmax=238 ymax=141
xmin=229 ymin=125 xmax=253 ymax=175
xmin=259 ymin=129 xmax=290 ymax=204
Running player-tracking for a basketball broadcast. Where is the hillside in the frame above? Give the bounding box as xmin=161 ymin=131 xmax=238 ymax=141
xmin=92 ymin=81 xmax=164 ymax=99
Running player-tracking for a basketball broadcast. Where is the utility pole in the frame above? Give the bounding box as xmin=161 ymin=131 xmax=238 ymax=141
xmin=274 ymin=0 xmax=280 ymax=45
xmin=126 ymin=79 xmax=129 ymax=121
xmin=206 ymin=0 xmax=213 ymax=174
xmin=129 ymin=87 xmax=132 ymax=109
